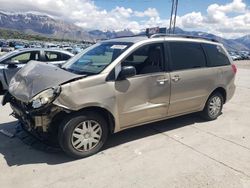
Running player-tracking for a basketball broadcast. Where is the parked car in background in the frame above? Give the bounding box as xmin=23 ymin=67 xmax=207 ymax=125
xmin=3 ymin=35 xmax=236 ymax=158
xmin=44 ymin=43 xmax=59 ymax=49
xmin=14 ymin=43 xmax=25 ymax=50
xmin=229 ymin=51 xmax=250 ymax=61
xmin=0 ymin=48 xmax=74 ymax=91
xmin=1 ymin=44 xmax=13 ymax=52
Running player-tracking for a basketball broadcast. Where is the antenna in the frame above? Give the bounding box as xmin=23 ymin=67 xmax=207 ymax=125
xmin=169 ymin=0 xmax=179 ymax=34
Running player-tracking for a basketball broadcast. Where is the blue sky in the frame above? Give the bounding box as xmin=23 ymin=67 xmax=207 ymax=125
xmin=95 ymin=0 xmax=247 ymax=18
xmin=0 ymin=0 xmax=250 ymax=38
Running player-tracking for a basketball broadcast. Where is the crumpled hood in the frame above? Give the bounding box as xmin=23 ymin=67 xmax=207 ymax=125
xmin=9 ymin=61 xmax=84 ymax=102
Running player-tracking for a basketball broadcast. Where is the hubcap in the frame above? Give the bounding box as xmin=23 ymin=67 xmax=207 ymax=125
xmin=208 ymin=96 xmax=222 ymax=117
xmin=71 ymin=120 xmax=102 ymax=152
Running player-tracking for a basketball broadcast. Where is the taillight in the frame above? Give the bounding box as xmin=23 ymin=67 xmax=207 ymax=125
xmin=231 ymin=64 xmax=237 ymax=74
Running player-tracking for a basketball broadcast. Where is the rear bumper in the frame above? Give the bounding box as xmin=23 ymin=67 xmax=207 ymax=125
xmin=226 ymin=83 xmax=236 ymax=103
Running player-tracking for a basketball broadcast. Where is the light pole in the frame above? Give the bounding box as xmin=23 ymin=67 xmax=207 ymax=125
xmin=169 ymin=0 xmax=179 ymax=34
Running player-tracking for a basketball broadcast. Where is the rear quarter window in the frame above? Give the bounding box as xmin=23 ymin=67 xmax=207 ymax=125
xmin=202 ymin=44 xmax=230 ymax=67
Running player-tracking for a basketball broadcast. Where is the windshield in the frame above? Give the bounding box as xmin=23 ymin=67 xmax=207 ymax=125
xmin=62 ymin=42 xmax=132 ymax=75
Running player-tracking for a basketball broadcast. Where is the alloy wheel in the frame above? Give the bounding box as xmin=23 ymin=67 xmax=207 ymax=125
xmin=71 ymin=120 xmax=102 ymax=152
xmin=208 ymin=96 xmax=222 ymax=118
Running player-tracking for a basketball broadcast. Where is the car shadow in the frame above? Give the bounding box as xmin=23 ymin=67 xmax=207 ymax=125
xmin=0 ymin=121 xmax=71 ymax=166
xmin=0 ymin=113 xmax=205 ymax=166
xmin=104 ymin=113 xmax=205 ymax=150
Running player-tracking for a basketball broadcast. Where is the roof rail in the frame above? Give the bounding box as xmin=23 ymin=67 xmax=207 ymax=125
xmin=112 ymin=34 xmax=146 ymax=39
xmin=150 ymin=33 xmax=219 ymax=43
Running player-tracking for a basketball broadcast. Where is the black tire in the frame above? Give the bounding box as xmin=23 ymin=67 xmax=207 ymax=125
xmin=58 ymin=112 xmax=108 ymax=159
xmin=201 ymin=92 xmax=224 ymax=121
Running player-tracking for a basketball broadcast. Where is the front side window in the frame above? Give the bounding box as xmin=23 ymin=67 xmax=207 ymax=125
xmin=122 ymin=43 xmax=165 ymax=75
xmin=4 ymin=51 xmax=40 ymax=64
xmin=202 ymin=44 xmax=230 ymax=67
xmin=10 ymin=52 xmax=31 ymax=63
xmin=5 ymin=51 xmax=40 ymax=64
xmin=169 ymin=42 xmax=206 ymax=71
xmin=63 ymin=42 xmax=132 ymax=75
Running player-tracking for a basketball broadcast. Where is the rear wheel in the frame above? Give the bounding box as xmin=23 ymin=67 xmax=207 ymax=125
xmin=201 ymin=92 xmax=223 ymax=121
xmin=58 ymin=112 xmax=108 ymax=158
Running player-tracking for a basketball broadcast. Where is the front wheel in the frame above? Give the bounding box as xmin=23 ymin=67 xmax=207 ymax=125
xmin=201 ymin=92 xmax=224 ymax=121
xmin=58 ymin=112 xmax=108 ymax=158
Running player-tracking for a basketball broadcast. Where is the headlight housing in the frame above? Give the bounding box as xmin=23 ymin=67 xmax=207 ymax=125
xmin=31 ymin=87 xmax=61 ymax=109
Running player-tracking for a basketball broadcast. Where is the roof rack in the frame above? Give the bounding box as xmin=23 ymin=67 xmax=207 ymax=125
xmin=112 ymin=34 xmax=146 ymax=39
xmin=150 ymin=33 xmax=219 ymax=43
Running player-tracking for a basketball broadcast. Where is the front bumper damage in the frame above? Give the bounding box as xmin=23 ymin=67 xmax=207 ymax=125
xmin=2 ymin=92 xmax=65 ymax=137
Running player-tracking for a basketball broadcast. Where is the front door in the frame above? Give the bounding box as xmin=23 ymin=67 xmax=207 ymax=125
xmin=115 ymin=42 xmax=171 ymax=128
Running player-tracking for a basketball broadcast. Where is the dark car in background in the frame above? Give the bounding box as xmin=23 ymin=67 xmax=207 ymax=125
xmin=0 ymin=48 xmax=74 ymax=91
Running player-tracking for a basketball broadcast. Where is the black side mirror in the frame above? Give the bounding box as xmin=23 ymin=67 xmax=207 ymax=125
xmin=118 ymin=66 xmax=136 ymax=80
xmin=8 ymin=60 xmax=19 ymax=64
xmin=7 ymin=61 xmax=18 ymax=68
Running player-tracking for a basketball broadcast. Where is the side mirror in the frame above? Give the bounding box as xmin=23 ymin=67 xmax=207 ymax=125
xmin=8 ymin=60 xmax=19 ymax=64
xmin=118 ymin=66 xmax=136 ymax=80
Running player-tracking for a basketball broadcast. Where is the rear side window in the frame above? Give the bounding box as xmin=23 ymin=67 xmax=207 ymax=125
xmin=61 ymin=53 xmax=72 ymax=61
xmin=202 ymin=44 xmax=230 ymax=67
xmin=44 ymin=51 xmax=60 ymax=61
xmin=169 ymin=42 xmax=206 ymax=71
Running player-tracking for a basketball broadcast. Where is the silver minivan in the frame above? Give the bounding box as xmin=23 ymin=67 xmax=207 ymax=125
xmin=2 ymin=35 xmax=236 ymax=158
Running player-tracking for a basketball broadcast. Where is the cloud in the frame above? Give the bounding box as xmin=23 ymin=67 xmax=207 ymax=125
xmin=179 ymin=12 xmax=204 ymax=28
xmin=207 ymin=0 xmax=246 ymax=23
xmin=177 ymin=0 xmax=250 ymax=38
xmin=0 ymin=0 xmax=249 ymax=38
xmin=134 ymin=8 xmax=159 ymax=18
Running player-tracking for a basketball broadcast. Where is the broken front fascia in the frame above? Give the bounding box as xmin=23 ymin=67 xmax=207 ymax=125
xmin=5 ymin=91 xmax=66 ymax=132
xmin=5 ymin=61 xmax=86 ymax=132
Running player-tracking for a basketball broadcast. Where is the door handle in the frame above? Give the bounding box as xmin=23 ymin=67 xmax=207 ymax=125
xmin=157 ymin=78 xmax=169 ymax=85
xmin=172 ymin=75 xmax=181 ymax=82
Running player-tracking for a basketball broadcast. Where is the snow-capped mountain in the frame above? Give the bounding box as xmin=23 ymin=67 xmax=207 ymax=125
xmin=0 ymin=11 xmax=92 ymax=40
xmin=234 ymin=35 xmax=250 ymax=49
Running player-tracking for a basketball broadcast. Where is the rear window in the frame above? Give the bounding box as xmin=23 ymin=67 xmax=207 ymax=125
xmin=202 ymin=44 xmax=230 ymax=67
xmin=169 ymin=42 xmax=206 ymax=71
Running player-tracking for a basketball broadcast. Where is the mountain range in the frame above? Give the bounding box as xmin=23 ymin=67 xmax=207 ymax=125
xmin=0 ymin=11 xmax=249 ymax=51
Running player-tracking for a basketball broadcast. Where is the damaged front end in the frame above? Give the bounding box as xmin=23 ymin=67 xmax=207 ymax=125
xmin=2 ymin=91 xmax=66 ymax=138
xmin=1 ymin=61 xmax=83 ymax=140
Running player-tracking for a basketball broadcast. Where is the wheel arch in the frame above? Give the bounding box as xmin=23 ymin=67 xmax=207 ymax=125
xmin=50 ymin=105 xmax=116 ymax=138
xmin=210 ymin=87 xmax=227 ymax=104
xmin=77 ymin=106 xmax=116 ymax=134
xmin=201 ymin=87 xmax=227 ymax=111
